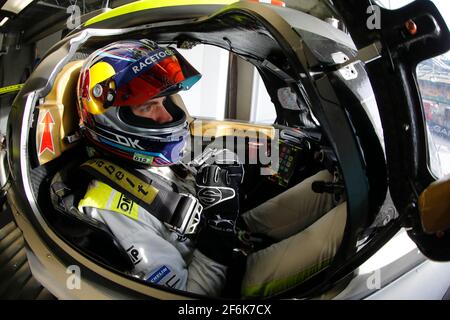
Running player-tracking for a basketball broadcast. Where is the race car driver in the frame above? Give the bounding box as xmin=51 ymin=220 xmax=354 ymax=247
xmin=70 ymin=39 xmax=346 ymax=298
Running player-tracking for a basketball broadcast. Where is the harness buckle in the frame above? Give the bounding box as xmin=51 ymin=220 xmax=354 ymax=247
xmin=166 ymin=194 xmax=203 ymax=236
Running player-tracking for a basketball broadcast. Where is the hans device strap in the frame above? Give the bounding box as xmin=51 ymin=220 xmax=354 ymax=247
xmin=80 ymin=158 xmax=202 ymax=236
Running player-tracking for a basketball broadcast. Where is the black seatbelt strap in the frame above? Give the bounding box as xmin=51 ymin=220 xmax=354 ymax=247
xmin=80 ymin=158 xmax=203 ymax=236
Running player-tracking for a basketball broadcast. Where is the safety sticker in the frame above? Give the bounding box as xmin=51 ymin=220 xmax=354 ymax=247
xmin=39 ymin=111 xmax=55 ymax=155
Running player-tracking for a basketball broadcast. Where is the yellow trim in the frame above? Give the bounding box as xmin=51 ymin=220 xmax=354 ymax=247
xmin=0 ymin=83 xmax=24 ymax=95
xmin=79 ymin=181 xmax=139 ymax=220
xmin=78 ymin=180 xmax=113 ymax=211
xmin=85 ymin=0 xmax=238 ymax=27
xmin=242 ymin=259 xmax=332 ymax=298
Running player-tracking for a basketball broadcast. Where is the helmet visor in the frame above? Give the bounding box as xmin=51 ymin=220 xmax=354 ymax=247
xmin=97 ymin=47 xmax=201 ymax=107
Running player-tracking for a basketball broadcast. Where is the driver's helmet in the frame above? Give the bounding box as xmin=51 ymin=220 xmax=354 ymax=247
xmin=77 ymin=39 xmax=201 ymax=166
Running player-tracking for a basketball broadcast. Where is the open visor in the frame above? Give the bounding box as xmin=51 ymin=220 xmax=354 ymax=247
xmin=94 ymin=47 xmax=201 ymax=107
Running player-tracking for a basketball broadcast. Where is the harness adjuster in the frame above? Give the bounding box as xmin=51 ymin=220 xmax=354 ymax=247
xmin=166 ymin=194 xmax=203 ymax=236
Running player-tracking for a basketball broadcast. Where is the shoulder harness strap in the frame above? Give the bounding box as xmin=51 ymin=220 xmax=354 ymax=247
xmin=80 ymin=158 xmax=202 ymax=236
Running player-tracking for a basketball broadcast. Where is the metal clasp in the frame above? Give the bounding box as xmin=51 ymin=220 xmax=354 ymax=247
xmin=172 ymin=194 xmax=203 ymax=236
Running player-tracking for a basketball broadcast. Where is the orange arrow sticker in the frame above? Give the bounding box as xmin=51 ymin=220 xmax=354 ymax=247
xmin=39 ymin=111 xmax=55 ymax=155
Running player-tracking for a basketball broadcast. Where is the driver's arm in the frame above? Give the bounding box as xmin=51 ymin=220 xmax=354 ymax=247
xmin=187 ymin=161 xmax=243 ymax=295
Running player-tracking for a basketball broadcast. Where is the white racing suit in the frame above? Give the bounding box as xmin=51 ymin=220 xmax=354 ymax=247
xmin=78 ymin=166 xmax=227 ymax=296
xmin=78 ymin=164 xmax=346 ymax=298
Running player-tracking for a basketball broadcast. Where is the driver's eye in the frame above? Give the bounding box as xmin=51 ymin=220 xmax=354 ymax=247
xmin=138 ymin=105 xmax=151 ymax=112
xmin=150 ymin=97 xmax=165 ymax=105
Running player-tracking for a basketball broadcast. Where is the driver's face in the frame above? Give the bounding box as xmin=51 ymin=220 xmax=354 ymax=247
xmin=129 ymin=96 xmax=173 ymax=124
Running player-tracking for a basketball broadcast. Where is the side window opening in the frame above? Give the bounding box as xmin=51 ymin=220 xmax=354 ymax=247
xmin=418 ymin=54 xmax=450 ymax=178
xmin=377 ymin=0 xmax=450 ymax=178
xmin=177 ymin=45 xmax=278 ymax=124
xmin=177 ymin=45 xmax=229 ymax=120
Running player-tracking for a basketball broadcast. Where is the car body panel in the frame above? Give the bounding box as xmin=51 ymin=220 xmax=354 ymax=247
xmin=332 ymin=0 xmax=450 ymax=260
xmin=84 ymin=0 xmax=239 ymax=27
xmin=334 ymin=229 xmax=450 ymax=300
xmin=365 ymin=260 xmax=450 ymax=300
